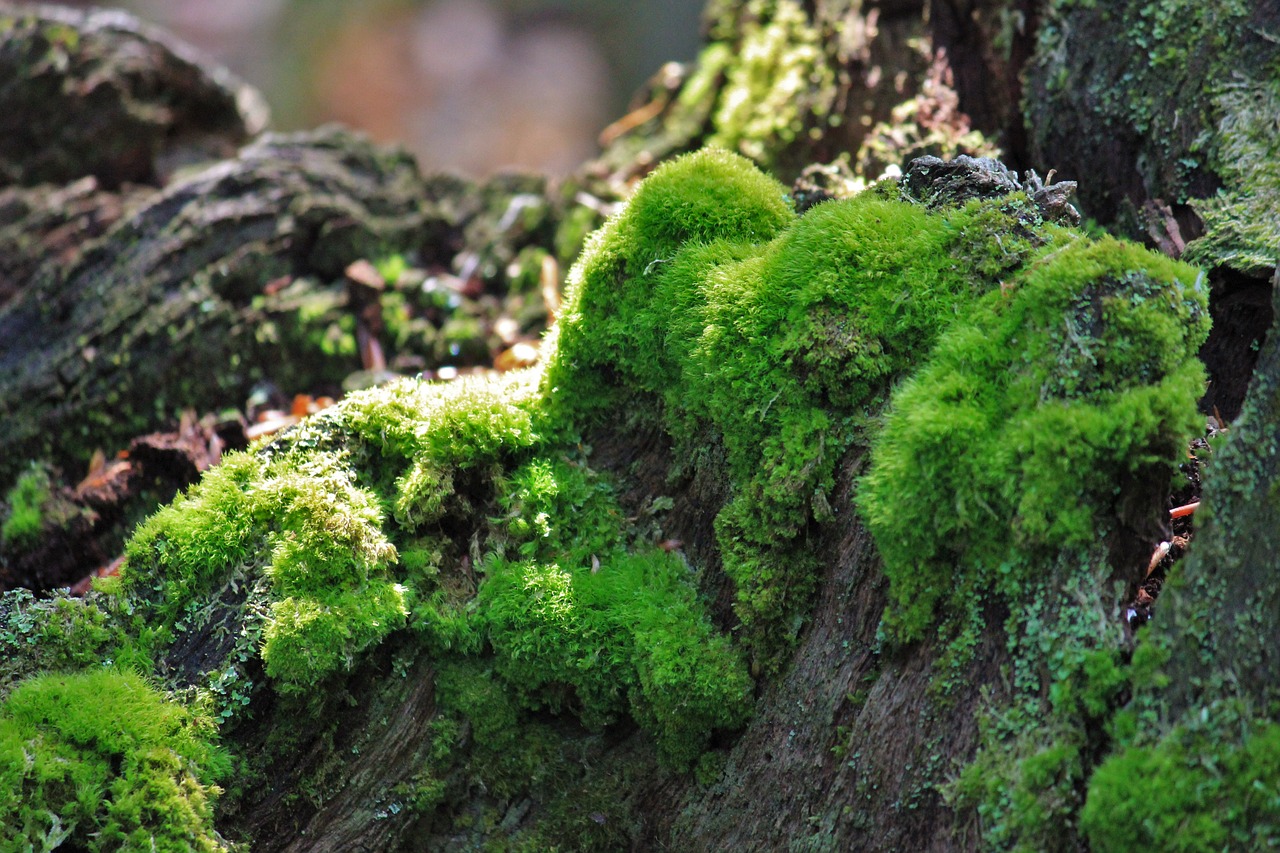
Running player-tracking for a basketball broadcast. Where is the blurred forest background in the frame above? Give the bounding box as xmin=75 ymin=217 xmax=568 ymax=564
xmin=30 ymin=0 xmax=704 ymax=176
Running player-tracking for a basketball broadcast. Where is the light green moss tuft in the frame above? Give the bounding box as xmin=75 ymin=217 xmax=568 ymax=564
xmin=705 ymin=0 xmax=835 ymax=167
xmin=481 ymin=456 xmax=752 ymax=767
xmin=1 ymin=462 xmax=55 ymax=547
xmin=124 ymin=444 xmax=406 ymax=691
xmin=0 ymin=669 xmax=229 ymax=852
xmin=1 ymin=474 xmax=47 ymax=548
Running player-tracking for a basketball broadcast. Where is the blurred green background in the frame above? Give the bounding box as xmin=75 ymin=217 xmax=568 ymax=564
xmin=50 ymin=0 xmax=705 ymax=176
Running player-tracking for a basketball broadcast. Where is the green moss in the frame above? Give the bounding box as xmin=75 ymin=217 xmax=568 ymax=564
xmin=123 ymin=446 xmax=405 ymax=692
xmin=1 ymin=592 xmax=129 ymax=702
xmin=548 ymin=149 xmax=1126 ymax=661
xmin=834 ymin=167 xmax=1209 ymax=850
xmin=948 ymin=578 xmax=1132 ymax=852
xmin=89 ymin=142 xmax=1222 ymax=844
xmin=482 ymin=457 xmax=752 ymax=767
xmin=1 ymin=462 xmax=53 ymax=547
xmin=120 ymin=371 xmax=541 ymax=691
xmin=860 ymin=236 xmax=1208 ymax=641
xmin=1082 ymin=715 xmax=1280 ymax=850
xmin=0 ymin=669 xmax=229 ymax=852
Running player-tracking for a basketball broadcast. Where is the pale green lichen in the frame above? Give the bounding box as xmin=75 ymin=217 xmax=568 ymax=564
xmin=1028 ymin=0 xmax=1277 ymax=275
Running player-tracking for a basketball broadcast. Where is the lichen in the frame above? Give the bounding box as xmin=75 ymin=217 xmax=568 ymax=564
xmin=1026 ymin=0 xmax=1277 ymax=274
xmin=1182 ymin=73 xmax=1280 ymax=275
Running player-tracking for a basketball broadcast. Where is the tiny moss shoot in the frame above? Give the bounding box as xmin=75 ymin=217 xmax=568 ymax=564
xmin=1 ymin=463 xmax=54 ymax=548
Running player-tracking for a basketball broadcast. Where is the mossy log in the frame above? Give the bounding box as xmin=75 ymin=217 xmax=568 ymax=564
xmin=2 ymin=3 xmax=1279 ymax=853
xmin=0 ymin=6 xmax=603 ymax=590
xmin=0 ymin=129 xmax=431 ymax=484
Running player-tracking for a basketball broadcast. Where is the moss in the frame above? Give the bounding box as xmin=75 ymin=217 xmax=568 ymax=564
xmin=123 ymin=446 xmax=406 ymax=692
xmin=947 ymin=571 xmax=1132 ymax=851
xmin=482 ymin=457 xmax=752 ymax=767
xmin=860 ymin=236 xmax=1208 ymax=641
xmin=1 ymin=591 xmax=127 ymax=702
xmin=548 ymin=149 xmax=1136 ymax=663
xmin=0 ymin=669 xmax=229 ymax=852
xmin=121 ymin=373 xmax=544 ymax=695
xmin=79 ymin=143 xmax=1220 ymax=844
xmin=1067 ymin=256 xmax=1280 ymax=849
xmin=1082 ymin=714 xmax=1280 ymax=850
xmin=836 ymin=164 xmax=1209 ymax=849
xmin=704 ymin=0 xmax=836 ymax=169
xmin=1 ymin=463 xmax=53 ymax=547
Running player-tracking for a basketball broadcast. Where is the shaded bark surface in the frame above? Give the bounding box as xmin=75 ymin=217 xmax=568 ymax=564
xmin=0 ymin=128 xmax=435 ymax=489
xmin=653 ymin=455 xmax=1009 ymax=851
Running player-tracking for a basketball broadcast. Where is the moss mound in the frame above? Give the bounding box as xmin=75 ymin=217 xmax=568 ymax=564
xmin=861 ymin=237 xmax=1208 ymax=641
xmin=0 ymin=669 xmax=229 ymax=852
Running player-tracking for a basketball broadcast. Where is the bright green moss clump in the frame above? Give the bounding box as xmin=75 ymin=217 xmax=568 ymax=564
xmin=0 ymin=669 xmax=229 ymax=852
xmin=124 ymin=449 xmax=407 ymax=691
xmin=116 ymin=363 xmax=749 ymax=791
xmin=860 ymin=237 xmax=1208 ymax=641
xmin=483 ymin=456 xmax=751 ymax=765
xmin=1 ymin=462 xmax=54 ymax=547
xmin=10 ymin=144 xmax=1219 ymax=845
xmin=547 ymin=148 xmax=1070 ymax=657
xmin=1082 ymin=716 xmax=1280 ymax=851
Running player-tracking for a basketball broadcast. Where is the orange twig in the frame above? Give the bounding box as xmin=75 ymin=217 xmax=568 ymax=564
xmin=1146 ymin=540 xmax=1172 ymax=577
xmin=1170 ymin=501 xmax=1200 ymax=519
